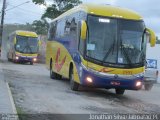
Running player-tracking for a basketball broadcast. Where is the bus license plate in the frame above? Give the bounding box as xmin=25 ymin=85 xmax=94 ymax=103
xmin=111 ymin=81 xmax=120 ymax=86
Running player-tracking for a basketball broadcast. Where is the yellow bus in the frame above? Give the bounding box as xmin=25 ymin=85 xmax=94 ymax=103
xmin=46 ymin=4 xmax=156 ymax=95
xmin=7 ymin=30 xmax=39 ymax=65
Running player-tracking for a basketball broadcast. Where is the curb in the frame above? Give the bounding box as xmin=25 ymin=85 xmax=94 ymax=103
xmin=6 ymin=82 xmax=19 ymax=120
xmin=6 ymin=82 xmax=17 ymax=114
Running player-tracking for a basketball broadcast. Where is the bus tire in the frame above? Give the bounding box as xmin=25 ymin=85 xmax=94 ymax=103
xmin=7 ymin=53 xmax=10 ymax=61
xmin=30 ymin=62 xmax=33 ymax=65
xmin=50 ymin=62 xmax=55 ymax=79
xmin=69 ymin=67 xmax=79 ymax=91
xmin=144 ymin=83 xmax=153 ymax=91
xmin=115 ymin=89 xmax=125 ymax=95
xmin=7 ymin=57 xmax=10 ymax=62
xmin=55 ymin=74 xmax=62 ymax=80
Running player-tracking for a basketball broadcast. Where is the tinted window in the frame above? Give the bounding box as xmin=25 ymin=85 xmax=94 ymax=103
xmin=48 ymin=21 xmax=57 ymax=41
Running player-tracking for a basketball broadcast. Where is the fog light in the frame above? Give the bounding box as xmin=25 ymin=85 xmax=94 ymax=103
xmin=136 ymin=81 xmax=142 ymax=87
xmin=33 ymin=58 xmax=37 ymax=62
xmin=86 ymin=77 xmax=93 ymax=83
xmin=15 ymin=56 xmax=19 ymax=60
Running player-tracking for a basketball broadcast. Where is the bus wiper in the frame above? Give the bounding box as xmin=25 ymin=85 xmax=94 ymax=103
xmin=21 ymin=44 xmax=33 ymax=54
xmin=102 ymin=38 xmax=116 ymax=63
xmin=120 ymin=39 xmax=132 ymax=66
xmin=139 ymin=49 xmax=146 ymax=63
xmin=139 ymin=32 xmax=146 ymax=64
xmin=27 ymin=45 xmax=33 ymax=54
xmin=21 ymin=45 xmax=27 ymax=53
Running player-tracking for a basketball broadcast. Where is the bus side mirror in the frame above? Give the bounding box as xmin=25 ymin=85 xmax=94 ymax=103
xmin=14 ymin=38 xmax=16 ymax=44
xmin=80 ymin=21 xmax=87 ymax=40
xmin=38 ymin=40 xmax=42 ymax=46
xmin=146 ymin=28 xmax=156 ymax=47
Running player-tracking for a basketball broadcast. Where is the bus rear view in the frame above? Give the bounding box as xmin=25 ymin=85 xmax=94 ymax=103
xmin=7 ymin=31 xmax=39 ymax=65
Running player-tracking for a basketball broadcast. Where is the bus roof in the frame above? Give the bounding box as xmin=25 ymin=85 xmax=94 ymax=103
xmin=54 ymin=4 xmax=143 ymax=21
xmin=14 ymin=30 xmax=38 ymax=37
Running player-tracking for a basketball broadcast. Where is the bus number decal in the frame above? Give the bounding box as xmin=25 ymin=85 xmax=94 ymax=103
xmin=99 ymin=68 xmax=115 ymax=73
xmin=123 ymin=71 xmax=133 ymax=75
xmin=55 ymin=48 xmax=66 ymax=72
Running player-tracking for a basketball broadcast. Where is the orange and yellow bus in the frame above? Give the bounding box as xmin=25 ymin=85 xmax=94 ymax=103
xmin=46 ymin=4 xmax=156 ymax=95
xmin=7 ymin=30 xmax=39 ymax=65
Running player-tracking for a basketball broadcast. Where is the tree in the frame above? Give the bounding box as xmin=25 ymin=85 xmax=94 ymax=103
xmin=32 ymin=19 xmax=49 ymax=35
xmin=32 ymin=0 xmax=82 ymax=19
xmin=33 ymin=0 xmax=45 ymax=4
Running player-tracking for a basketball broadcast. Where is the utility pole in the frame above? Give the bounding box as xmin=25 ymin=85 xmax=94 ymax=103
xmin=0 ymin=0 xmax=7 ymax=56
xmin=0 ymin=0 xmax=29 ymax=57
xmin=0 ymin=0 xmax=6 ymax=56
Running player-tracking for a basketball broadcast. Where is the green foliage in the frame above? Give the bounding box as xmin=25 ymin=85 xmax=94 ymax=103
xmin=32 ymin=0 xmax=82 ymax=19
xmin=42 ymin=4 xmax=62 ymax=19
xmin=32 ymin=19 xmax=49 ymax=35
xmin=32 ymin=0 xmax=45 ymax=5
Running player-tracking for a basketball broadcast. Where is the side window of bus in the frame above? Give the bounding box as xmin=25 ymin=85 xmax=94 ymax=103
xmin=65 ymin=16 xmax=78 ymax=38
xmin=7 ymin=36 xmax=11 ymax=50
xmin=56 ymin=19 xmax=66 ymax=39
xmin=65 ymin=13 xmax=80 ymax=49
xmin=9 ymin=35 xmax=14 ymax=49
xmin=12 ymin=35 xmax=15 ymax=49
xmin=48 ymin=21 xmax=57 ymax=41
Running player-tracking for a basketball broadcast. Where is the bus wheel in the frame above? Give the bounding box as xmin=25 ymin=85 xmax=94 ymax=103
xmin=69 ymin=68 xmax=79 ymax=91
xmin=7 ymin=57 xmax=10 ymax=62
xmin=144 ymin=83 xmax=153 ymax=91
xmin=115 ymin=89 xmax=125 ymax=95
xmin=30 ymin=62 xmax=33 ymax=65
xmin=56 ymin=74 xmax=62 ymax=80
xmin=7 ymin=54 xmax=10 ymax=61
xmin=50 ymin=63 xmax=55 ymax=79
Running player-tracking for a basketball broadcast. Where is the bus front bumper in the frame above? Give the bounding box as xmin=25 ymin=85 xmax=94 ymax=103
xmin=80 ymin=67 xmax=144 ymax=90
xmin=15 ymin=56 xmax=37 ymax=63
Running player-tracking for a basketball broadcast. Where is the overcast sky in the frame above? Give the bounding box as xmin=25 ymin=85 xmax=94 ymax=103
xmin=0 ymin=0 xmax=44 ymax=24
xmin=0 ymin=0 xmax=160 ymax=36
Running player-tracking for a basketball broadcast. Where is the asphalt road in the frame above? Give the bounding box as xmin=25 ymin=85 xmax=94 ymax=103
xmin=1 ymin=62 xmax=160 ymax=119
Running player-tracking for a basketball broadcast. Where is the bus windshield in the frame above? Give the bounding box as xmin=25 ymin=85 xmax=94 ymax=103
xmin=15 ymin=35 xmax=38 ymax=54
xmin=86 ymin=15 xmax=146 ymax=68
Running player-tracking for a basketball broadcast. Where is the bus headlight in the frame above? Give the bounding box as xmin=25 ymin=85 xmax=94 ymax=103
xmin=86 ymin=77 xmax=93 ymax=83
xmin=136 ymin=81 xmax=142 ymax=87
xmin=33 ymin=58 xmax=37 ymax=62
xmin=15 ymin=56 xmax=19 ymax=60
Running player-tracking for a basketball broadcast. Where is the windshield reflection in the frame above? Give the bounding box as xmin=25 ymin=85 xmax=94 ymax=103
xmin=86 ymin=15 xmax=146 ymax=68
xmin=15 ymin=35 xmax=38 ymax=54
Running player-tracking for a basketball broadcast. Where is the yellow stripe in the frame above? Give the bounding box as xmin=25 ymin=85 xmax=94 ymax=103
xmin=15 ymin=52 xmax=38 ymax=57
xmin=81 ymin=56 xmax=144 ymax=75
xmin=54 ymin=4 xmax=142 ymax=21
xmin=15 ymin=30 xmax=38 ymax=37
